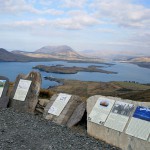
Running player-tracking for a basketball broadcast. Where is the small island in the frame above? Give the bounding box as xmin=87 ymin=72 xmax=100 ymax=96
xmin=33 ymin=64 xmax=117 ymax=74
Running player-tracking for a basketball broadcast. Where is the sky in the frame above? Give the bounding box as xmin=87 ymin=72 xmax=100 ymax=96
xmin=0 ymin=0 xmax=150 ymax=55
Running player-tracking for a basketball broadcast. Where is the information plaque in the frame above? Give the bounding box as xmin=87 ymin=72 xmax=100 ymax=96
xmin=126 ymin=106 xmax=150 ymax=141
xmin=0 ymin=80 xmax=6 ymax=97
xmin=88 ymin=97 xmax=115 ymax=125
xmin=13 ymin=79 xmax=32 ymax=101
xmin=48 ymin=93 xmax=72 ymax=116
xmin=104 ymin=101 xmax=134 ymax=132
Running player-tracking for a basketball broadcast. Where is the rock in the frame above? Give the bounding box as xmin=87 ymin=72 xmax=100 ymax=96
xmin=67 ymin=102 xmax=86 ymax=128
xmin=9 ymin=72 xmax=41 ymax=113
xmin=35 ymin=108 xmax=44 ymax=113
xmin=0 ymin=76 xmax=9 ymax=108
xmin=39 ymin=99 xmax=50 ymax=107
xmin=43 ymin=93 xmax=85 ymax=127
xmin=87 ymin=95 xmax=150 ymax=150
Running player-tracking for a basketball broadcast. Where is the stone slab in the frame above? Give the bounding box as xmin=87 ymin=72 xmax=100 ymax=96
xmin=9 ymin=72 xmax=41 ymax=113
xmin=43 ymin=93 xmax=85 ymax=127
xmin=87 ymin=95 xmax=150 ymax=150
xmin=0 ymin=76 xmax=9 ymax=108
xmin=0 ymin=96 xmax=9 ymax=108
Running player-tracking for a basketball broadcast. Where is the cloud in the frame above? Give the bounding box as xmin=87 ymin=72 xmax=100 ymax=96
xmin=61 ymin=0 xmax=87 ymax=8
xmin=0 ymin=0 xmax=63 ymax=15
xmin=55 ymin=11 xmax=101 ymax=30
xmin=92 ymin=0 xmax=150 ymax=28
xmin=0 ymin=0 xmax=150 ymax=53
xmin=1 ymin=13 xmax=101 ymax=31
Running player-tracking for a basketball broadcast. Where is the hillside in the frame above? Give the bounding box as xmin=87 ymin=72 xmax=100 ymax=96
xmin=0 ymin=48 xmax=59 ymax=62
xmin=0 ymin=48 xmax=33 ymax=62
xmin=43 ymin=77 xmax=150 ymax=102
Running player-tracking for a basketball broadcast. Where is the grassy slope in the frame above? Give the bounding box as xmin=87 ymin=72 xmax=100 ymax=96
xmin=47 ymin=80 xmax=150 ymax=102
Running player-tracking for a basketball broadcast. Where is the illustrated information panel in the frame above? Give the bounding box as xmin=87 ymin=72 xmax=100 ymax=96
xmin=88 ymin=97 xmax=115 ymax=125
xmin=48 ymin=93 xmax=72 ymax=116
xmin=0 ymin=80 xmax=6 ymax=97
xmin=13 ymin=79 xmax=32 ymax=101
xmin=126 ymin=106 xmax=150 ymax=141
xmin=104 ymin=101 xmax=134 ymax=132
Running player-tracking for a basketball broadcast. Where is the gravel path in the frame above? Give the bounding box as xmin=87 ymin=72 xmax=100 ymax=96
xmin=0 ymin=108 xmax=121 ymax=150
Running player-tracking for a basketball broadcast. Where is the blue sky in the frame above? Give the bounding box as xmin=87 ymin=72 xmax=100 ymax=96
xmin=0 ymin=0 xmax=150 ymax=55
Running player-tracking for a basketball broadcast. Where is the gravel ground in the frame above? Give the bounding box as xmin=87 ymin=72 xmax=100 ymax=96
xmin=0 ymin=108 xmax=121 ymax=150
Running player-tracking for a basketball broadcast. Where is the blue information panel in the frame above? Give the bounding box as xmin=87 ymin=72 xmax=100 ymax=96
xmin=133 ymin=106 xmax=150 ymax=122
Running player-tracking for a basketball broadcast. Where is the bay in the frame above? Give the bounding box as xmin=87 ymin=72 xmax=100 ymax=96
xmin=0 ymin=61 xmax=150 ymax=89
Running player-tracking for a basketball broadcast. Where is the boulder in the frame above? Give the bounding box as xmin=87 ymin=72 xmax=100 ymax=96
xmin=0 ymin=76 xmax=9 ymax=108
xmin=87 ymin=95 xmax=150 ymax=150
xmin=43 ymin=93 xmax=86 ymax=127
xmin=9 ymin=72 xmax=41 ymax=113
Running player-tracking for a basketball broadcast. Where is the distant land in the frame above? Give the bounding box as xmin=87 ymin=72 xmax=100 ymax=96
xmin=0 ymin=48 xmax=64 ymax=62
xmin=11 ymin=45 xmax=105 ymax=62
xmin=0 ymin=46 xmax=150 ymax=69
xmin=0 ymin=45 xmax=104 ymax=63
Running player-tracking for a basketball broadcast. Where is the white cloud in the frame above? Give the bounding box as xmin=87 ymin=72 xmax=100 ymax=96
xmin=92 ymin=0 xmax=150 ymax=28
xmin=0 ymin=14 xmax=100 ymax=31
xmin=61 ymin=0 xmax=87 ymax=8
xmin=0 ymin=0 xmax=63 ymax=15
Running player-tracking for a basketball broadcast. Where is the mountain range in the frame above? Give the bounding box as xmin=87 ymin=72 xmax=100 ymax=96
xmin=0 ymin=45 xmax=149 ymax=63
xmin=0 ymin=46 xmax=91 ymax=62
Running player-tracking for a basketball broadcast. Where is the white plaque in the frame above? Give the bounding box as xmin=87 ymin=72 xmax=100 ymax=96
xmin=48 ymin=93 xmax=72 ymax=116
xmin=0 ymin=80 xmax=6 ymax=97
xmin=88 ymin=97 xmax=115 ymax=125
xmin=13 ymin=79 xmax=32 ymax=101
xmin=104 ymin=101 xmax=134 ymax=132
xmin=126 ymin=106 xmax=150 ymax=141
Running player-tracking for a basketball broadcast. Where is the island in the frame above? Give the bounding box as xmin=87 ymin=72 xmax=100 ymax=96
xmin=33 ymin=64 xmax=117 ymax=74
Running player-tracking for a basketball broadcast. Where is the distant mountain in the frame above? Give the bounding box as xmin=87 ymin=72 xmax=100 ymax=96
xmin=35 ymin=45 xmax=84 ymax=59
xmin=0 ymin=48 xmax=30 ymax=62
xmin=127 ymin=56 xmax=150 ymax=62
xmin=12 ymin=45 xmax=89 ymax=61
xmin=10 ymin=45 xmax=104 ymax=62
xmin=80 ymin=49 xmax=146 ymax=58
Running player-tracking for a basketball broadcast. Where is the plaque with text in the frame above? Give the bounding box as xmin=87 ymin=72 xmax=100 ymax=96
xmin=104 ymin=101 xmax=134 ymax=132
xmin=13 ymin=79 xmax=32 ymax=101
xmin=0 ymin=80 xmax=6 ymax=97
xmin=126 ymin=106 xmax=150 ymax=140
xmin=48 ymin=93 xmax=72 ymax=116
xmin=88 ymin=97 xmax=115 ymax=125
